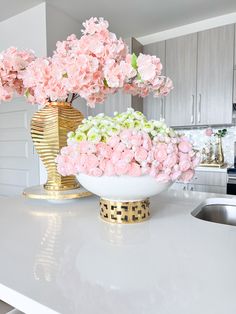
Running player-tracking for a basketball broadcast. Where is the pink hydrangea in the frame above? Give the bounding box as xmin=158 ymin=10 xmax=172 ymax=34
xmin=56 ymin=128 xmax=199 ymax=184
xmin=0 ymin=47 xmax=35 ymax=101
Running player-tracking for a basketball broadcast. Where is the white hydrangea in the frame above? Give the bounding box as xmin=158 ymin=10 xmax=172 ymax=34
xmin=68 ymin=108 xmax=177 ymax=143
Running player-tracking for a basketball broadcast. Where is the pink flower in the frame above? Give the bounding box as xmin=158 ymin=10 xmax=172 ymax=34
xmin=128 ymin=162 xmax=142 ymax=176
xmin=154 ymin=149 xmax=167 ymax=162
xmin=0 ymin=47 xmax=36 ymax=102
xmin=96 ymin=142 xmax=112 ymax=158
xmin=155 ymin=173 xmax=170 ymax=183
xmin=179 ymin=160 xmax=191 ymax=172
xmin=180 ymin=170 xmax=194 ymax=182
xmin=120 ymin=129 xmax=133 ymax=141
xmin=130 ymin=134 xmax=143 ymax=147
xmin=115 ymin=160 xmax=130 ymax=175
xmin=205 ymin=128 xmax=213 ymax=137
xmin=171 ymin=171 xmax=182 ymax=181
xmin=115 ymin=142 xmax=126 ymax=152
xmin=163 ymin=154 xmax=177 ymax=168
xmin=79 ymin=141 xmax=96 ymax=154
xmin=178 ymin=141 xmax=192 ymax=153
xmin=111 ymin=150 xmax=121 ymax=163
xmin=89 ymin=167 xmax=103 ymax=176
xmin=107 ymin=135 xmax=120 ymax=147
xmin=104 ymin=160 xmax=115 ymax=176
xmin=135 ymin=147 xmax=148 ymax=162
xmin=121 ymin=149 xmax=134 ymax=162
xmin=86 ymin=154 xmax=99 ymax=169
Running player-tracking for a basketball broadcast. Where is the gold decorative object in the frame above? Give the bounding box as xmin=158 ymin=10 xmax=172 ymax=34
xmin=23 ymin=185 xmax=91 ymax=201
xmin=100 ymin=198 xmax=150 ymax=224
xmin=215 ymin=137 xmax=224 ymax=164
xmin=200 ymin=136 xmax=226 ymax=168
xmin=31 ymin=102 xmax=83 ymax=191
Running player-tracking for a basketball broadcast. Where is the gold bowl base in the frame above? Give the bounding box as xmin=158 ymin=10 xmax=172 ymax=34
xmin=100 ymin=198 xmax=150 ymax=224
xmin=23 ymin=185 xmax=92 ymax=201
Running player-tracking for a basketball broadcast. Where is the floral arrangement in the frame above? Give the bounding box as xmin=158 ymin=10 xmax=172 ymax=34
xmin=0 ymin=47 xmax=35 ymax=101
xmin=0 ymin=17 xmax=173 ymax=107
xmin=56 ymin=108 xmax=200 ymax=183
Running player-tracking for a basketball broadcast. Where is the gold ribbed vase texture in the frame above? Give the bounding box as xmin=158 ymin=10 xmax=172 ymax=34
xmin=31 ymin=102 xmax=83 ymax=191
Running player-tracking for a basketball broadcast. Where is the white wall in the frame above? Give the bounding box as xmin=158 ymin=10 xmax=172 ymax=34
xmin=46 ymin=4 xmax=82 ymax=56
xmin=0 ymin=3 xmax=47 ymax=55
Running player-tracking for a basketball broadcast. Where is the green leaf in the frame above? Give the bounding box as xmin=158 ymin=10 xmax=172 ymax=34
xmin=103 ymin=78 xmax=109 ymax=87
xmin=62 ymin=73 xmax=68 ymax=78
xmin=25 ymin=88 xmax=30 ymax=98
xmin=137 ymin=72 xmax=142 ymax=81
xmin=131 ymin=53 xmax=138 ymax=69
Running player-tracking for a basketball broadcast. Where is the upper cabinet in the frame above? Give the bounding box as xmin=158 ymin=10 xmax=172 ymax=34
xmin=143 ymin=41 xmax=166 ymax=120
xmin=144 ymin=24 xmax=235 ymax=127
xmin=196 ymin=25 xmax=234 ymax=125
xmin=165 ymin=34 xmax=197 ymax=127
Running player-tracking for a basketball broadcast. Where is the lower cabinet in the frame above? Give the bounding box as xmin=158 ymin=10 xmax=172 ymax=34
xmin=170 ymin=170 xmax=227 ymax=194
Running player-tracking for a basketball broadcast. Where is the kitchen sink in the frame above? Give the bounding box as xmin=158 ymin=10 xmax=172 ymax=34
xmin=191 ymin=198 xmax=236 ymax=226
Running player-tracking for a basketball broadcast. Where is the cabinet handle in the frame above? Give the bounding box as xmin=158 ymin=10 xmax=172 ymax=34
xmin=191 ymin=95 xmax=194 ymax=124
xmin=198 ymin=94 xmax=201 ymax=123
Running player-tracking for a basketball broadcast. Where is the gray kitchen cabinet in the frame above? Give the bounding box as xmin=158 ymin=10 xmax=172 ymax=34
xmin=196 ymin=25 xmax=234 ymax=125
xmin=165 ymin=34 xmax=197 ymax=127
xmin=143 ymin=41 xmax=166 ymax=120
xmin=171 ymin=170 xmax=227 ymax=194
xmin=233 ymin=24 xmax=236 ymax=104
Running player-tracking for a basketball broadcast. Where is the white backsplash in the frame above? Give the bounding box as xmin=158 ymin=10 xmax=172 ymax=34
xmin=177 ymin=126 xmax=236 ymax=165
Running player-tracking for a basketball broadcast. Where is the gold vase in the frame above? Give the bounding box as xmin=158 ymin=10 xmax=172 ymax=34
xmin=31 ymin=102 xmax=83 ymax=191
xmin=216 ymin=136 xmax=224 ymax=164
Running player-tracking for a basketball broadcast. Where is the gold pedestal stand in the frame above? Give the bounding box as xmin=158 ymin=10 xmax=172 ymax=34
xmin=23 ymin=185 xmax=92 ymax=202
xmin=100 ymin=198 xmax=150 ymax=224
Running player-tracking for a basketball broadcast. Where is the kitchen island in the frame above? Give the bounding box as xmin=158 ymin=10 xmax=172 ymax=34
xmin=0 ymin=190 xmax=236 ymax=314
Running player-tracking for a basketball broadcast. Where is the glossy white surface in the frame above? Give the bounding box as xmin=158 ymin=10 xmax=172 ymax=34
xmin=77 ymin=174 xmax=171 ymax=201
xmin=0 ymin=191 xmax=236 ymax=314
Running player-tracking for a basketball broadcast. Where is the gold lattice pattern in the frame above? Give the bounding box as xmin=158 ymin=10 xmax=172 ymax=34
xmin=31 ymin=102 xmax=84 ymax=191
xmin=100 ymin=198 xmax=150 ymax=224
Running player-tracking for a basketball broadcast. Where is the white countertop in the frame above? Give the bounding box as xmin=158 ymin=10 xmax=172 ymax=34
xmin=0 ymin=191 xmax=236 ymax=314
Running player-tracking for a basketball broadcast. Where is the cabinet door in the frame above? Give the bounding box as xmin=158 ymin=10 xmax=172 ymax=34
xmin=197 ymin=25 xmax=234 ymax=125
xmin=143 ymin=41 xmax=166 ymax=120
xmin=165 ymin=34 xmax=197 ymax=127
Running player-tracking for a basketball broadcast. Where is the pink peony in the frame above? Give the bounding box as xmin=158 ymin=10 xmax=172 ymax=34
xmin=135 ymin=147 xmax=148 ymax=162
xmin=154 ymin=149 xmax=167 ymax=162
xmin=180 ymin=170 xmax=194 ymax=182
xmin=115 ymin=160 xmax=130 ymax=175
xmin=129 ymin=162 xmax=142 ymax=176
xmin=107 ymin=135 xmax=120 ymax=147
xmin=178 ymin=141 xmax=192 ymax=153
xmin=89 ymin=167 xmax=103 ymax=176
xmin=179 ymin=160 xmax=191 ymax=172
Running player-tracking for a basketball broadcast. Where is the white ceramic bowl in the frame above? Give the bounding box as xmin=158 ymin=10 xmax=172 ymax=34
xmin=77 ymin=173 xmax=172 ymax=201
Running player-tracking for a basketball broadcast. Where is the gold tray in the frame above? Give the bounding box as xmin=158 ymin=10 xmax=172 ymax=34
xmin=23 ymin=185 xmax=92 ymax=201
xmin=199 ymin=162 xmax=227 ymax=168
